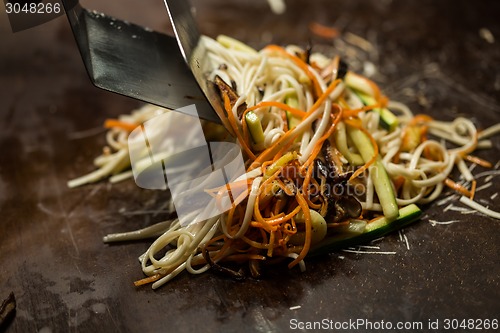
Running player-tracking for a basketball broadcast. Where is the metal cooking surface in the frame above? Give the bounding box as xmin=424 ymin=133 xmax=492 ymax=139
xmin=1 ymin=0 xmax=499 ymax=332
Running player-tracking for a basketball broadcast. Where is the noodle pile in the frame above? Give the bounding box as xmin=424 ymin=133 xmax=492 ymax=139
xmin=69 ymin=35 xmax=500 ymax=289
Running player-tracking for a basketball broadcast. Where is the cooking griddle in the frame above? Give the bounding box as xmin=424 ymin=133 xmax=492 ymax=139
xmin=1 ymin=0 xmax=499 ymax=332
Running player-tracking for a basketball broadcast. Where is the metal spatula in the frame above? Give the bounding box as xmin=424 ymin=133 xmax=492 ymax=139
xmin=61 ymin=0 xmax=223 ymax=124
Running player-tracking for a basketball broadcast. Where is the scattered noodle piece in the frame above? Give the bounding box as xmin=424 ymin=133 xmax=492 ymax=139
xmin=459 ymin=196 xmax=500 ymax=219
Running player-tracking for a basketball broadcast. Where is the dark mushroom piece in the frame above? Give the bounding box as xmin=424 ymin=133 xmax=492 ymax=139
xmin=321 ymin=140 xmax=338 ymax=178
xmin=336 ymin=59 xmax=349 ymax=80
xmin=314 ymin=158 xmax=329 ymax=181
xmin=326 ymin=195 xmax=362 ymax=222
xmin=202 ymin=246 xmax=245 ymax=281
xmin=214 ymin=75 xmax=247 ymax=119
xmin=249 ymin=259 xmax=262 ymax=279
xmin=338 ymin=196 xmax=362 ymax=218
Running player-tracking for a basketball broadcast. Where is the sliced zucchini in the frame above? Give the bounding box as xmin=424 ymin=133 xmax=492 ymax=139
xmin=263 ymin=151 xmax=297 ymax=180
xmin=308 ymin=204 xmax=422 ymax=257
xmin=354 ymin=90 xmax=399 ymax=132
xmin=245 ymin=111 xmax=265 ymax=146
xmin=347 ymin=125 xmax=399 ymax=221
xmin=285 ymin=95 xmax=301 ymax=130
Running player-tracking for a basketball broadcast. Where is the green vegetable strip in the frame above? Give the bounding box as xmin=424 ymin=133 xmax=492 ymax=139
xmin=353 ymin=90 xmax=399 ymax=132
xmin=309 ymin=204 xmax=421 ymax=257
xmin=347 ymin=125 xmax=399 ymax=221
xmin=263 ymin=151 xmax=297 ymax=180
xmin=285 ymin=95 xmax=301 ymax=130
xmin=334 ymin=122 xmax=364 ymax=166
xmin=216 ymin=35 xmax=258 ymax=54
xmin=345 ymin=72 xmax=373 ymax=95
xmin=245 ymin=111 xmax=265 ymax=146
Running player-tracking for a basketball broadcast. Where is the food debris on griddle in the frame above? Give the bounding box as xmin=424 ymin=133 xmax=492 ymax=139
xmin=0 ymin=292 xmax=16 ymax=330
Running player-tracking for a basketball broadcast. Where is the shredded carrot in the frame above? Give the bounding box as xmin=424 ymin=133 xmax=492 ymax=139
xmin=444 ymin=178 xmax=471 ymax=197
xmin=309 ymin=22 xmax=340 ymax=39
xmin=342 ymin=103 xmax=381 ymax=118
xmin=203 ymin=234 xmax=226 ymax=251
xmin=246 ymin=101 xmax=306 ymax=118
xmin=104 ymin=119 xmax=137 ymax=132
xmin=470 ymin=180 xmax=477 ymax=200
xmin=307 ymin=79 xmax=341 ymax=116
xmin=249 ymin=79 xmax=342 ymax=170
xmin=223 ymin=94 xmax=257 ymax=160
xmin=302 ymin=106 xmax=343 ymax=171
xmin=300 ymin=163 xmax=315 ymax=199
xmin=265 ymin=205 xmax=302 ymax=225
xmin=464 ymin=155 xmax=492 ymax=168
xmin=240 ymin=108 xmax=253 ymax=147
xmin=133 ymin=273 xmax=162 ymax=287
xmin=241 ymin=235 xmax=271 ymax=249
xmin=409 ymin=114 xmax=433 ymax=126
xmin=212 ymin=237 xmax=235 ymax=262
xmin=267 ymin=230 xmax=276 ymax=257
xmin=253 ymin=175 xmax=280 ymax=233
xmin=221 ymin=254 xmax=266 ymax=262
xmin=263 ymin=45 xmax=323 ymax=98
xmin=273 ymin=199 xmax=284 ymax=216
xmin=393 ymin=176 xmax=405 ymax=193
xmin=288 ymin=191 xmax=311 ymax=268
xmin=326 ymin=222 xmax=350 ymax=229
xmin=209 ymin=178 xmax=252 ymax=211
xmin=249 ymin=126 xmax=300 ymax=170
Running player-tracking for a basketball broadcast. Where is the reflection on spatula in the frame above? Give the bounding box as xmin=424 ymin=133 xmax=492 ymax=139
xmin=61 ymin=0 xmax=224 ymax=124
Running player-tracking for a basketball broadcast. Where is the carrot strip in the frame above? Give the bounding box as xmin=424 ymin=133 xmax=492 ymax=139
xmin=104 ymin=119 xmax=137 ymax=132
xmin=393 ymin=176 xmax=405 ymax=193
xmin=249 ymin=79 xmax=342 ymax=170
xmin=241 ymin=235 xmax=271 ymax=249
xmin=342 ymin=104 xmax=381 ymax=118
xmin=265 ymin=205 xmax=302 ymax=225
xmin=409 ymin=114 xmax=434 ymax=126
xmin=300 ymin=164 xmax=315 ymax=200
xmin=444 ymin=178 xmax=471 ymax=197
xmin=240 ymin=108 xmax=253 ymax=147
xmin=306 ymin=79 xmax=341 ymax=116
xmin=223 ymin=94 xmax=257 ymax=160
xmin=264 ymin=45 xmax=323 ymax=98
xmin=302 ymin=106 xmax=343 ymax=171
xmin=253 ymin=175 xmax=280 ymax=233
xmin=267 ymin=230 xmax=276 ymax=257
xmin=246 ymin=101 xmax=306 ymax=118
xmin=288 ymin=191 xmax=311 ymax=268
xmin=221 ymin=254 xmax=266 ymax=262
xmin=249 ymin=127 xmax=300 ymax=170
xmin=470 ymin=180 xmax=477 ymax=200
xmin=309 ymin=22 xmax=339 ymax=39
xmin=134 ymin=274 xmax=162 ymax=287
xmin=212 ymin=238 xmax=235 ymax=262
xmin=464 ymin=155 xmax=492 ymax=168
